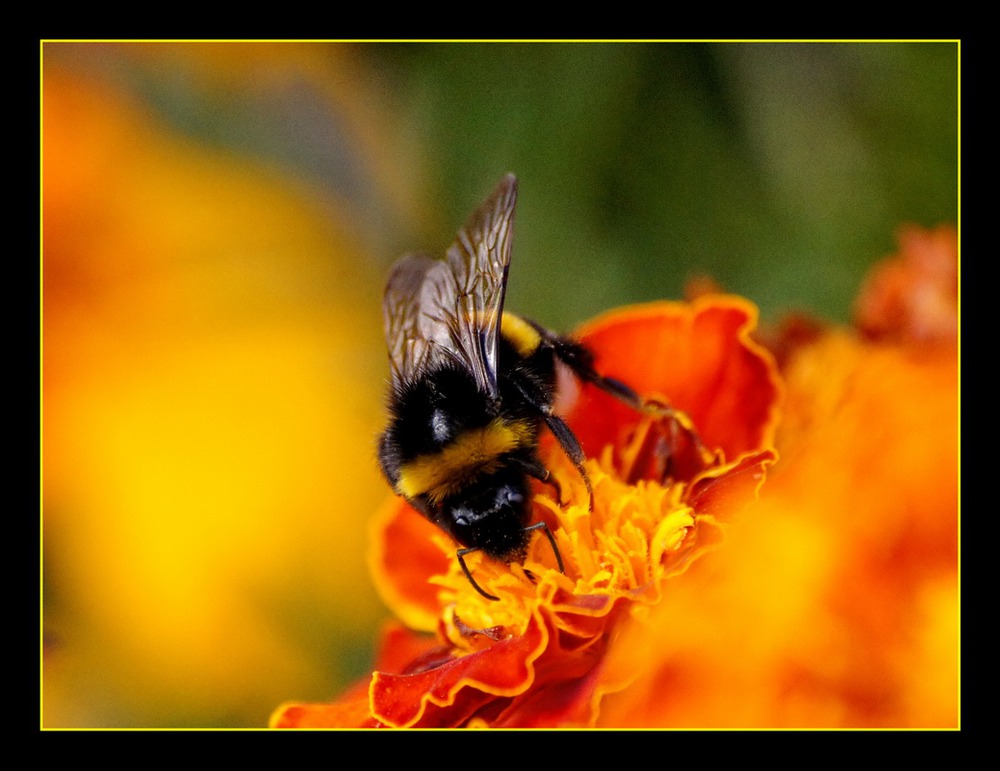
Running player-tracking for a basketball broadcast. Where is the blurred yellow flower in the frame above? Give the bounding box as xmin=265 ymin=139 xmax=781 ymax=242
xmin=43 ymin=45 xmax=393 ymax=727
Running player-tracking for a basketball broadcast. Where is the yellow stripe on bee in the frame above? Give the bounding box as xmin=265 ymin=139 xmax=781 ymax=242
xmin=501 ymin=313 xmax=542 ymax=357
xmin=396 ymin=418 xmax=534 ymax=504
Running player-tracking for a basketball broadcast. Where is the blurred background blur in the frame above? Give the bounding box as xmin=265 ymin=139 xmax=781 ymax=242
xmin=41 ymin=41 xmax=958 ymax=728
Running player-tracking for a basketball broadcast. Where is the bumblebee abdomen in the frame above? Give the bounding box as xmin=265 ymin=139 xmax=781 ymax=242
xmin=500 ymin=313 xmax=543 ymax=358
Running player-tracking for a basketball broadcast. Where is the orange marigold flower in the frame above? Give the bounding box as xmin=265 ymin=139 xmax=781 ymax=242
xmin=854 ymin=224 xmax=958 ymax=346
xmin=598 ymin=225 xmax=958 ymax=728
xmin=271 ymin=294 xmax=781 ymax=728
xmin=273 ymin=225 xmax=957 ymax=729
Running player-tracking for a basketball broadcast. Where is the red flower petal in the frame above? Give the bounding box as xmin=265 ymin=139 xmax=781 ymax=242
xmin=567 ymin=296 xmax=780 ymax=463
xmin=687 ymin=449 xmax=777 ymax=522
xmin=271 ymin=686 xmax=380 ymax=728
xmin=370 ymin=609 xmax=548 ymax=727
xmin=369 ymin=500 xmax=450 ymax=632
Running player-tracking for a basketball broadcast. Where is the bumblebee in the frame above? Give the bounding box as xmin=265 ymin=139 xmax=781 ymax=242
xmin=377 ymin=174 xmax=642 ymax=600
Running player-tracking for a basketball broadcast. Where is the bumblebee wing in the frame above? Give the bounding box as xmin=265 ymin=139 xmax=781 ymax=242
xmin=441 ymin=173 xmax=518 ymax=397
xmin=383 ymin=174 xmax=519 ymax=395
xmin=383 ymin=252 xmax=456 ymax=388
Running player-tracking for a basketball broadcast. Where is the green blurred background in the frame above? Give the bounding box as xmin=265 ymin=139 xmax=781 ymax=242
xmin=369 ymin=42 xmax=958 ymax=326
xmin=42 ymin=41 xmax=958 ymax=728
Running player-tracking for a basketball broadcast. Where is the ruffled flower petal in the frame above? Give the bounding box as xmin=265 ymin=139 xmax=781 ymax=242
xmin=368 ymin=499 xmax=450 ymax=633
xmin=567 ymin=295 xmax=781 ymax=463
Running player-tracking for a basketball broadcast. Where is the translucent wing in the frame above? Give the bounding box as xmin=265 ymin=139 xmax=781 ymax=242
xmin=383 ymin=174 xmax=518 ymax=397
xmin=383 ymin=253 xmax=451 ymax=387
xmin=443 ymin=173 xmax=517 ymax=397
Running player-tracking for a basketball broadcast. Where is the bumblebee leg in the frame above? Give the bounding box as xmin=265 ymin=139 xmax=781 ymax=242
xmin=591 ymin=374 xmax=644 ymax=410
xmin=542 ymin=413 xmax=595 ymax=511
xmin=511 ymin=455 xmax=564 ymax=505
xmin=456 ymin=547 xmax=500 ymax=601
xmin=508 ymin=374 xmax=595 ymax=510
xmin=532 ymin=324 xmax=646 ymax=411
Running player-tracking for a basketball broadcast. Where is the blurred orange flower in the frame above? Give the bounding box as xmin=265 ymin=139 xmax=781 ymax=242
xmin=272 ymin=295 xmax=782 ymax=727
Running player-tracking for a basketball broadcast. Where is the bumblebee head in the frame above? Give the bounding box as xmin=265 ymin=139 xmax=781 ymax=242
xmin=443 ymin=476 xmax=531 ymax=563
